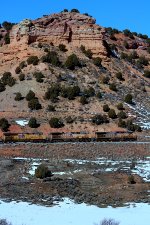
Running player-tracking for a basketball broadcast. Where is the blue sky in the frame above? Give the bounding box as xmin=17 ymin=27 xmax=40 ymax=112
xmin=0 ymin=0 xmax=150 ymax=36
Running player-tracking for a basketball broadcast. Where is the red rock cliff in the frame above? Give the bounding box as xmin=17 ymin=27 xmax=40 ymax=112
xmin=10 ymin=12 xmax=108 ymax=57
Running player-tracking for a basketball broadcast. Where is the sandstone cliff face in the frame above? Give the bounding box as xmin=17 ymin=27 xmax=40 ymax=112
xmin=10 ymin=12 xmax=108 ymax=57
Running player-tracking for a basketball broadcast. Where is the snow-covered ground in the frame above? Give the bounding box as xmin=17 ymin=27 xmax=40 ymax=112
xmin=64 ymin=157 xmax=150 ymax=182
xmin=0 ymin=198 xmax=149 ymax=225
xmin=28 ymin=161 xmax=40 ymax=175
xmin=3 ymin=157 xmax=149 ymax=225
xmin=125 ymin=102 xmax=150 ymax=130
xmin=16 ymin=156 xmax=150 ymax=182
xmin=15 ymin=119 xmax=28 ymax=127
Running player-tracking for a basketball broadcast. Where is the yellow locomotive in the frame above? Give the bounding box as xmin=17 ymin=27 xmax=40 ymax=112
xmin=2 ymin=132 xmax=47 ymax=142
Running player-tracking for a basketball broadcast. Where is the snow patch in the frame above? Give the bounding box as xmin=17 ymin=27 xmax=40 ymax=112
xmin=64 ymin=158 xmax=150 ymax=182
xmin=125 ymin=102 xmax=150 ymax=130
xmin=15 ymin=119 xmax=28 ymax=127
xmin=0 ymin=199 xmax=149 ymax=225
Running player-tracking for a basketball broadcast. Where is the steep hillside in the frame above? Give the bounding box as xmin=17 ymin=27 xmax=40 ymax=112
xmin=0 ymin=10 xmax=149 ymax=134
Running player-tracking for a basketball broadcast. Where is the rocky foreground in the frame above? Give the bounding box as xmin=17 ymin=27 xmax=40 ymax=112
xmin=0 ymin=142 xmax=149 ymax=207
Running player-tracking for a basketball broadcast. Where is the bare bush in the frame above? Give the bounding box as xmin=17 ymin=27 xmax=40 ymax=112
xmin=95 ymin=218 xmax=120 ymax=225
xmin=0 ymin=219 xmax=12 ymax=225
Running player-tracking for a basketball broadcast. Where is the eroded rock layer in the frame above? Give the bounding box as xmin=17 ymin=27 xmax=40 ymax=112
xmin=10 ymin=12 xmax=108 ymax=57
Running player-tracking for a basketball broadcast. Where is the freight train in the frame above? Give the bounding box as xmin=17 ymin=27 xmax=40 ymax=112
xmin=1 ymin=131 xmax=137 ymax=143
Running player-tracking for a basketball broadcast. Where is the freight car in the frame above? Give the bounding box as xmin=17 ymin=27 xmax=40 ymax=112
xmin=49 ymin=131 xmax=137 ymax=142
xmin=47 ymin=132 xmax=94 ymax=142
xmin=53 ymin=131 xmax=96 ymax=142
xmin=96 ymin=131 xmax=137 ymax=142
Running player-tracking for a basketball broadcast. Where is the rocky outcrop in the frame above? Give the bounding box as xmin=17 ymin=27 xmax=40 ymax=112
xmin=10 ymin=12 xmax=108 ymax=57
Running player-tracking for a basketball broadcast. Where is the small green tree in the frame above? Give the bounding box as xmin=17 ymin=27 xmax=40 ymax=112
xmin=58 ymin=44 xmax=67 ymax=52
xmin=2 ymin=21 xmax=15 ymax=30
xmin=49 ymin=117 xmax=64 ymax=128
xmin=80 ymin=96 xmax=88 ymax=105
xmin=15 ymin=92 xmax=23 ymax=101
xmin=27 ymin=56 xmax=39 ymax=65
xmin=109 ymin=83 xmax=117 ymax=92
xmin=123 ymin=29 xmax=134 ymax=39
xmin=93 ymin=57 xmax=102 ymax=67
xmin=138 ymin=34 xmax=148 ymax=39
xmin=7 ymin=77 xmax=16 ymax=87
xmin=92 ymin=114 xmax=109 ymax=125
xmin=118 ymin=119 xmax=126 ymax=128
xmin=38 ymin=42 xmax=42 ymax=48
xmin=103 ymin=104 xmax=110 ymax=112
xmin=4 ymin=33 xmax=10 ymax=44
xmin=108 ymin=109 xmax=117 ymax=119
xmin=65 ymin=54 xmax=81 ymax=70
xmin=143 ymin=70 xmax=150 ymax=78
xmin=19 ymin=61 xmax=27 ymax=69
xmin=42 ymin=51 xmax=60 ymax=66
xmin=44 ymin=48 xmax=49 ymax=53
xmin=120 ymin=52 xmax=128 ymax=60
xmin=126 ymin=119 xmax=135 ymax=131
xmin=117 ymin=111 xmax=127 ymax=119
xmin=84 ymin=49 xmax=93 ymax=59
xmin=0 ymin=34 xmax=3 ymax=40
xmin=1 ymin=71 xmax=10 ymax=79
xmin=128 ymin=175 xmax=136 ymax=184
xmin=44 ymin=84 xmax=61 ymax=101
xmin=28 ymin=98 xmax=42 ymax=110
xmin=19 ymin=73 xmax=25 ymax=81
xmin=28 ymin=117 xmax=39 ymax=128
xmin=1 ymin=72 xmax=16 ymax=87
xmin=35 ymin=164 xmax=53 ymax=179
xmin=83 ymin=13 xmax=92 ymax=17
xmin=26 ymin=90 xmax=35 ymax=101
xmin=47 ymin=105 xmax=56 ymax=112
xmin=63 ymin=9 xmax=68 ymax=12
xmin=71 ymin=9 xmax=80 ymax=13
xmin=84 ymin=87 xmax=95 ymax=98
xmin=116 ymin=72 xmax=124 ymax=81
xmin=61 ymin=85 xmax=80 ymax=100
xmin=33 ymin=72 xmax=44 ymax=83
xmin=135 ymin=124 xmax=141 ymax=132
xmin=80 ymin=45 xmax=86 ymax=52
xmin=124 ymin=94 xmax=133 ymax=104
xmin=117 ymin=102 xmax=124 ymax=110
xmin=1 ymin=72 xmax=12 ymax=85
xmin=0 ymin=118 xmax=10 ymax=131
xmin=80 ymin=45 xmax=93 ymax=59
xmin=15 ymin=67 xmax=21 ymax=74
xmin=0 ymin=82 xmax=5 ymax=92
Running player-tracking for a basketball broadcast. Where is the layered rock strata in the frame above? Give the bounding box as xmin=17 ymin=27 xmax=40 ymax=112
xmin=10 ymin=12 xmax=108 ymax=57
